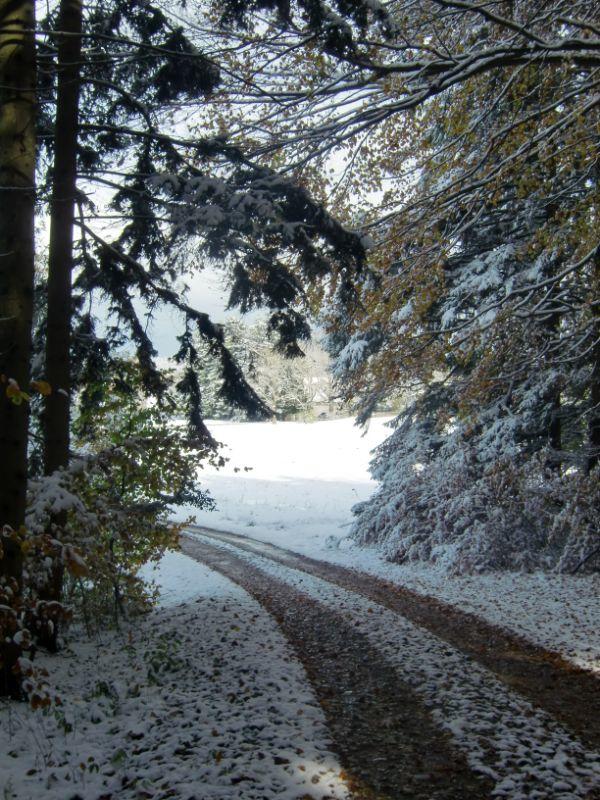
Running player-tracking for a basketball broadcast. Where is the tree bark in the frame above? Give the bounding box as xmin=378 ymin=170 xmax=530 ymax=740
xmin=588 ymin=247 xmax=600 ymax=473
xmin=0 ymin=0 xmax=36 ymax=696
xmin=547 ymin=308 xmax=562 ymax=465
xmin=39 ymin=0 xmax=82 ymax=651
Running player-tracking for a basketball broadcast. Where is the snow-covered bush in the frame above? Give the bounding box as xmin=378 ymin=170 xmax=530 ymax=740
xmin=352 ymin=404 xmax=600 ymax=575
xmin=60 ymin=361 xmax=218 ymax=630
xmin=2 ymin=361 xmax=219 ymax=700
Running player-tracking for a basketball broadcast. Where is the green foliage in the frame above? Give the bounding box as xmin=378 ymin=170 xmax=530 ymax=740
xmin=68 ymin=359 xmax=221 ymax=628
xmin=145 ymin=632 xmax=187 ymax=685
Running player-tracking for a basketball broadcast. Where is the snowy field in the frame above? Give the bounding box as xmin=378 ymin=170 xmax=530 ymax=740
xmin=1 ymin=555 xmax=349 ymax=800
xmin=176 ymin=416 xmax=391 ymax=549
xmin=177 ymin=418 xmax=600 ymax=673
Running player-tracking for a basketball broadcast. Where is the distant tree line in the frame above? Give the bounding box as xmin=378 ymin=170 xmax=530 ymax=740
xmin=190 ymin=319 xmax=338 ymax=420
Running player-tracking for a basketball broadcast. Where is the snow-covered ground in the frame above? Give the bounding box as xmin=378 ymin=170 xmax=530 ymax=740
xmin=4 ymin=415 xmax=598 ymax=799
xmin=177 ymin=416 xmax=390 ymax=549
xmin=1 ymin=557 xmax=349 ymax=800
xmin=178 ymin=418 xmax=600 ymax=674
xmin=192 ymin=533 xmax=600 ymax=800
xmin=138 ymin=549 xmax=228 ymax=607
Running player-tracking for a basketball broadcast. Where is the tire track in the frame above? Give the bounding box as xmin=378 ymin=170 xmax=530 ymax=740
xmin=182 ymin=532 xmax=600 ymax=800
xmin=186 ymin=525 xmax=600 ymax=753
xmin=182 ymin=536 xmax=492 ymax=800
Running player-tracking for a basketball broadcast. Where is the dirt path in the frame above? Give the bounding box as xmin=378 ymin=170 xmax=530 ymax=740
xmin=181 ymin=535 xmax=492 ymax=800
xmin=185 ymin=525 xmax=600 ymax=754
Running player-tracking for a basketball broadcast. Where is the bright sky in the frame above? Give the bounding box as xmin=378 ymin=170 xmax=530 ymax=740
xmin=143 ymin=267 xmax=234 ymax=357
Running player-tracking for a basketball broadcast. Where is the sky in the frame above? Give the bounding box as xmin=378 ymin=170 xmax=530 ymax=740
xmin=146 ymin=267 xmax=269 ymax=357
xmin=142 ymin=267 xmax=235 ymax=357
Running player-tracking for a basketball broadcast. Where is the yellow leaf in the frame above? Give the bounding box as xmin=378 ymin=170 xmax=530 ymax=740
xmin=6 ymin=380 xmax=29 ymax=405
xmin=31 ymin=380 xmax=52 ymax=396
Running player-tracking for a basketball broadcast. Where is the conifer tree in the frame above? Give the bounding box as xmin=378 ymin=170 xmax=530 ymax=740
xmin=207 ymin=0 xmax=599 ymax=571
xmin=1 ymin=0 xmax=368 ymax=686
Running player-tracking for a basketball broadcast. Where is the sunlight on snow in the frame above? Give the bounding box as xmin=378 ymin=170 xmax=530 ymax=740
xmin=173 ymin=417 xmax=393 ymax=550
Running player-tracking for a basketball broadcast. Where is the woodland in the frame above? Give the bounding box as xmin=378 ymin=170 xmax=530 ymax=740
xmin=0 ymin=0 xmax=599 ymax=712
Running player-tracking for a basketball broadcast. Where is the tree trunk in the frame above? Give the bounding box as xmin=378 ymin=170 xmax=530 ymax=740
xmin=0 ymin=0 xmax=36 ymax=697
xmin=547 ymin=308 xmax=562 ymax=466
xmin=39 ymin=0 xmax=82 ymax=651
xmin=588 ymin=247 xmax=600 ymax=473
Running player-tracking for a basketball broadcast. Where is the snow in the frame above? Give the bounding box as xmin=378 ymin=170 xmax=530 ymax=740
xmin=138 ymin=549 xmax=232 ymax=607
xmin=177 ymin=418 xmax=600 ymax=674
xmin=347 ymin=564 xmax=600 ymax=674
xmin=190 ymin=534 xmax=600 ymax=800
xmin=176 ymin=416 xmax=390 ymax=551
xmin=26 ymin=471 xmax=89 ymax=533
xmin=5 ymin=418 xmax=599 ymax=798
xmin=1 ymin=557 xmax=349 ymax=800
xmin=332 ymin=336 xmax=370 ymax=375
